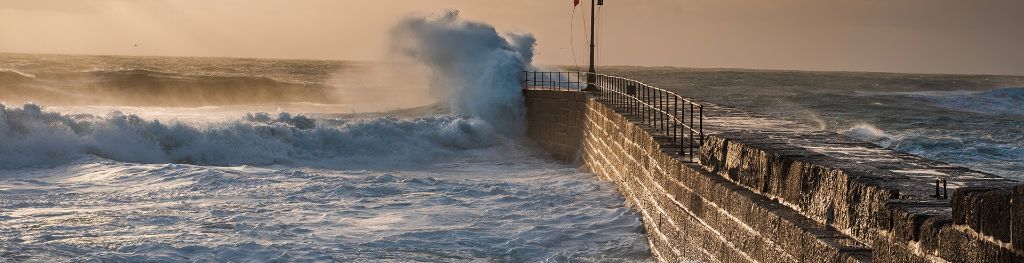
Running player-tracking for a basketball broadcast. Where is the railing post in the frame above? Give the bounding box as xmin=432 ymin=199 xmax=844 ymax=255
xmin=689 ymin=103 xmax=695 ymax=161
xmin=648 ymin=86 xmax=653 ymax=125
xmin=660 ymin=92 xmax=666 ymax=135
xmin=645 ymin=85 xmax=650 ymax=124
xmin=643 ymin=84 xmax=648 ymax=124
xmin=658 ymin=91 xmax=664 ymax=133
xmin=633 ymin=81 xmax=637 ymax=117
xmin=638 ymin=84 xmax=647 ymax=123
xmin=654 ymin=90 xmax=659 ymax=131
xmin=672 ymin=96 xmax=677 ymax=142
xmin=634 ymin=82 xmax=639 ymax=117
xmin=614 ymin=77 xmax=619 ymax=106
xmin=679 ymin=101 xmax=686 ymax=155
xmin=699 ymin=105 xmax=704 ymax=147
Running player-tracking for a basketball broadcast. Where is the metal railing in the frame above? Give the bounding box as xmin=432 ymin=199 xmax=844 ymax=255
xmin=522 ymin=71 xmax=704 ymax=161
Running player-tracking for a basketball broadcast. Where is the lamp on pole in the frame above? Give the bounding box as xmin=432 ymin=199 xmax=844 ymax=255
xmin=583 ymin=0 xmax=604 ymax=91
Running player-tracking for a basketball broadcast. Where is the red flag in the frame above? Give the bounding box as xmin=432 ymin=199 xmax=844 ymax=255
xmin=573 ymin=0 xmax=580 ymax=7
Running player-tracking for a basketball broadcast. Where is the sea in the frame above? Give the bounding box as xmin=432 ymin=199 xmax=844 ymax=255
xmin=3 ymin=34 xmax=1024 ymax=263
xmin=0 ymin=52 xmax=651 ymax=261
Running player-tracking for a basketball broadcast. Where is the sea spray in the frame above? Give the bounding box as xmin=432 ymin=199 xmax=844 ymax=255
xmin=389 ymin=10 xmax=536 ymax=136
xmin=842 ymin=123 xmax=897 ymax=147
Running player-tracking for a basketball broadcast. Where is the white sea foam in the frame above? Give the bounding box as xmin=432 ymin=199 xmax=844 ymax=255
xmin=0 ymin=142 xmax=649 ymax=262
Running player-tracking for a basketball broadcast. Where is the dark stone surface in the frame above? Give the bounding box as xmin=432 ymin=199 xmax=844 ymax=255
xmin=1015 ymin=185 xmax=1024 ymax=251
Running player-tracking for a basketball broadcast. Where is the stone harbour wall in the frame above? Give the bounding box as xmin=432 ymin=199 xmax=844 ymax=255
xmin=523 ymin=89 xmax=1023 ymax=263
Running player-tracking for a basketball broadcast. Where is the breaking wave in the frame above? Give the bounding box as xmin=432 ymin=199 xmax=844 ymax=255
xmin=0 ymin=103 xmax=502 ymax=170
xmin=842 ymin=123 xmax=897 ymax=148
xmin=0 ymin=13 xmax=537 ymax=170
xmin=842 ymin=122 xmax=1024 ymax=177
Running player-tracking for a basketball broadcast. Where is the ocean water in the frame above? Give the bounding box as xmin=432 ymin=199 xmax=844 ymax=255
xmin=604 ymin=67 xmax=1024 ymax=179
xmin=0 ymin=13 xmax=650 ymax=262
xmin=0 ymin=91 xmax=650 ymax=261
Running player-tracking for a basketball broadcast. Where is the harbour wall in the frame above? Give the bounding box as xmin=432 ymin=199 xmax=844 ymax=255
xmin=523 ymin=89 xmax=1023 ymax=263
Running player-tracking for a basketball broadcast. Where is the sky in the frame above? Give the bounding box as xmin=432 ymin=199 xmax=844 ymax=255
xmin=1 ymin=0 xmax=1022 ymax=76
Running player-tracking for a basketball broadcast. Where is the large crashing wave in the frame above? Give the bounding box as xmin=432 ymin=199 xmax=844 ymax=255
xmin=0 ymin=103 xmax=500 ymax=169
xmin=390 ymin=10 xmax=535 ymax=136
xmin=0 ymin=12 xmax=537 ymax=170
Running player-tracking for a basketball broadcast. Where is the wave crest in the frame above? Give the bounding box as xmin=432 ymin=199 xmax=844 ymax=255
xmin=842 ymin=123 xmax=897 ymax=147
xmin=861 ymin=87 xmax=1024 ymax=115
xmin=0 ymin=69 xmax=36 ymax=80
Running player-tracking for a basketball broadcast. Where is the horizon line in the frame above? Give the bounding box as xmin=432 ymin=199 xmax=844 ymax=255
xmin=3 ymin=51 xmax=1022 ymax=78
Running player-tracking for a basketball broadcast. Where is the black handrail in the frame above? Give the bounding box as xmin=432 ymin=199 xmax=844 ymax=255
xmin=521 ymin=71 xmax=704 ymax=162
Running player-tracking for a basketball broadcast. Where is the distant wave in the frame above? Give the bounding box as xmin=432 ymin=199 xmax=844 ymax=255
xmin=1 ymin=68 xmax=338 ymax=107
xmin=0 ymin=103 xmax=502 ymax=170
xmin=83 ymin=68 xmax=300 ymax=85
xmin=859 ymin=87 xmax=1024 ymax=115
xmin=0 ymin=69 xmax=36 ymax=81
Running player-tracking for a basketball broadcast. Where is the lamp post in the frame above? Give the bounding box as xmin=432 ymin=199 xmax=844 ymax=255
xmin=584 ymin=0 xmax=604 ymax=91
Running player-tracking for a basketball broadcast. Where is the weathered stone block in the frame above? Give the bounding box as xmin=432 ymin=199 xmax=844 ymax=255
xmin=916 ymin=214 xmax=951 ymax=253
xmin=953 ymin=187 xmax=1015 ymax=244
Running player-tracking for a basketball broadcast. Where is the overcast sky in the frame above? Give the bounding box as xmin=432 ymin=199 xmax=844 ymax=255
xmin=2 ymin=0 xmax=1022 ymax=75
